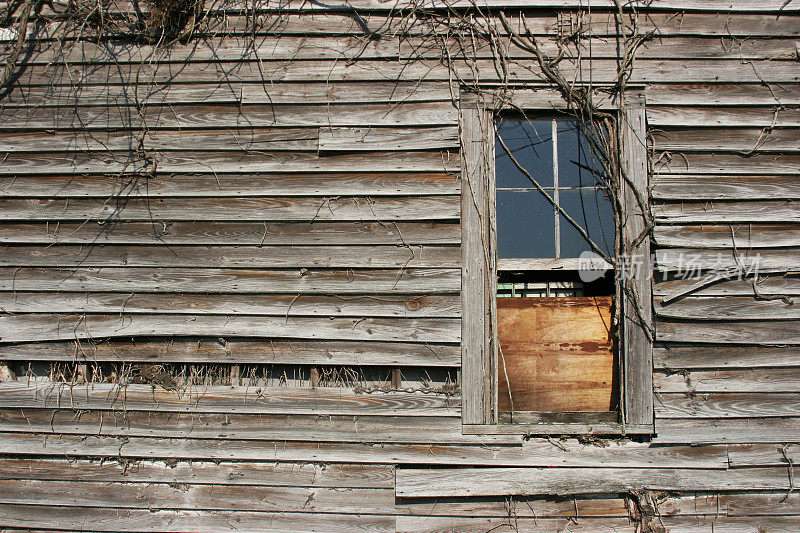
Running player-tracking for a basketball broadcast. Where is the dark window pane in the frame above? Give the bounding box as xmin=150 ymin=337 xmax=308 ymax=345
xmin=559 ymin=188 xmax=615 ymax=258
xmin=496 ymin=190 xmax=556 ymax=258
xmin=495 ymin=118 xmax=554 ymax=189
xmin=557 ymin=120 xmax=605 ymax=188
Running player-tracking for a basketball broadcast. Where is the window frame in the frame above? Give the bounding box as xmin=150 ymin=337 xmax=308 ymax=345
xmin=459 ymin=89 xmax=654 ymax=436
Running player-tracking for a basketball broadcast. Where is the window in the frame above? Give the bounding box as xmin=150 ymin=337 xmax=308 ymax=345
xmin=459 ymin=91 xmax=653 ymax=435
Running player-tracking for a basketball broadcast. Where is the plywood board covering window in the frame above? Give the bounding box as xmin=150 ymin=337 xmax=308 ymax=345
xmin=497 ymin=296 xmax=616 ymax=414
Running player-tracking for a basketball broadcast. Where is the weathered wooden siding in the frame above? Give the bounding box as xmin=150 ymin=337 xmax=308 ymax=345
xmin=1 ymin=1 xmax=798 ymax=531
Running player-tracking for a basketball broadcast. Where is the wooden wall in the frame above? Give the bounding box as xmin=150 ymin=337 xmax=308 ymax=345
xmin=0 ymin=2 xmax=798 ymax=531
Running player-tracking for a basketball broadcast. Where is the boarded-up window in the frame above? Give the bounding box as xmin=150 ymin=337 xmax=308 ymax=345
xmin=495 ymin=117 xmax=617 ymax=418
xmin=459 ymin=93 xmax=653 ymax=434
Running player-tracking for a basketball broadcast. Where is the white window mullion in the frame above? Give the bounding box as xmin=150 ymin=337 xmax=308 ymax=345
xmin=552 ymin=118 xmax=560 ymax=259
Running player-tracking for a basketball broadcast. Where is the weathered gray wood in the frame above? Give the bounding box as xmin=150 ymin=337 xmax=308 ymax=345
xmin=654 ymin=368 xmax=800 ymax=393
xmin=0 ymin=458 xmax=394 ymax=487
xmin=0 ymin=504 xmax=395 ymax=532
xmin=652 ymin=128 xmax=800 ymax=152
xmin=0 ymin=313 xmax=460 ymax=344
xmin=654 ymin=224 xmax=800 ymax=247
xmin=35 ymin=0 xmax=800 ymax=14
xmin=646 ymin=83 xmax=800 ymax=106
xmin=0 ymin=410 xmax=520 ymax=444
xmin=0 ymin=151 xmax=459 ymax=175
xmin=395 ymin=466 xmax=795 ymax=497
xmin=319 ymin=126 xmax=459 ymax=151
xmin=0 ymin=292 xmax=460 ymax=317
xmin=0 ymin=221 xmax=460 ymax=245
xmin=0 ymin=101 xmax=458 ymax=129
xmin=621 ymin=103 xmax=654 ymax=428
xmin=0 ymin=196 xmax=460 ymax=222
xmin=656 ymin=249 xmax=800 ymax=273
xmin=653 ymin=418 xmax=800 ymax=444
xmin=656 ymin=198 xmax=800 ymax=225
xmin=653 ymin=175 xmax=800 ymax=201
xmin=2 ymin=81 xmax=453 ymax=108
xmin=0 ymin=267 xmax=460 ymax=294
xmin=0 ymin=338 xmax=460 ymax=366
xmin=656 ymin=393 xmax=800 ymax=418
xmin=0 ymin=128 xmax=320 ymax=152
xmin=17 ymin=12 xmax=800 ymax=39
xmin=459 ymin=99 xmax=492 ymax=425
xmin=658 ymin=516 xmax=800 ymax=533
xmin=654 ymin=154 xmax=800 ymax=176
xmin=403 ymin=35 xmax=800 ymax=61
xmin=400 ymin=496 xmax=629 ymax=518
xmin=648 ymin=107 xmax=800 ymax=127
xmin=0 ymin=244 xmax=461 ymax=268
xmin=654 ymin=345 xmax=800 ymax=369
xmin=654 ymin=276 xmax=800 ymax=298
xmin=655 ymin=296 xmax=800 ymax=320
xmin=0 ymin=479 xmax=396 ymax=514
xmin=0 ymin=172 xmax=460 ymax=198
xmin=463 ymin=422 xmax=653 ymax=436
xmin=724 ymin=493 xmax=800 ymax=517
xmin=0 ymin=431 xmax=728 ymax=467
xmin=396 ymin=516 xmax=634 ymax=533
xmin=11 ymin=57 xmax=800 ymax=88
xmin=656 ymin=319 xmax=800 ymax=345
xmin=0 ymin=382 xmax=459 ymax=417
xmin=727 ymin=443 xmax=800 ymax=467
xmin=8 ymin=36 xmax=400 ymax=64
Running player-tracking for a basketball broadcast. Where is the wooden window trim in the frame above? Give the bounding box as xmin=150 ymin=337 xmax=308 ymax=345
xmin=460 ymin=89 xmax=654 ymax=436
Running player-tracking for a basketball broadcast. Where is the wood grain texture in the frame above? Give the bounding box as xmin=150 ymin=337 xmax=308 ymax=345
xmin=0 ymin=479 xmax=396 ymax=514
xmin=0 ymin=382 xmax=459 ymax=417
xmin=646 ymin=83 xmax=800 ymax=106
xmin=654 ymin=345 xmax=800 ymax=369
xmin=654 ymin=276 xmax=800 ymax=297
xmin=395 ymin=466 xmax=794 ymax=497
xmin=0 ymin=195 xmax=460 ymax=222
xmin=648 ymin=106 xmax=800 ymax=127
xmin=656 ymin=393 xmax=800 ymax=418
xmin=0 ymin=313 xmax=460 ymax=343
xmin=653 ymin=176 xmax=800 ymax=201
xmin=654 ymin=154 xmax=800 ymax=176
xmin=0 ymin=151 xmax=460 ymax=175
xmin=0 ymin=172 xmax=460 ymax=198
xmin=0 ymin=410 xmax=520 ymax=444
xmin=319 ymin=126 xmax=459 ymax=152
xmin=656 ymin=320 xmax=800 ymax=344
xmin=396 ymin=516 xmax=635 ymax=533
xmin=656 ymin=249 xmax=800 ymax=273
xmin=0 ymin=267 xmax=460 ymax=293
xmin=459 ymin=101 xmax=492 ymax=425
xmin=0 ymin=292 xmax=461 ymax=317
xmin=0 ymin=504 xmax=396 ymax=532
xmin=0 ymin=221 xmax=461 ymax=245
xmin=654 ymin=368 xmax=800 ymax=393
xmin=621 ymin=102 xmax=654 ymax=427
xmin=0 ymin=244 xmax=461 ymax=268
xmin=497 ymin=297 xmax=616 ymax=413
xmin=654 ymin=224 xmax=800 ymax=247
xmin=651 ymin=128 xmax=800 ymax=152
xmin=0 ymin=338 xmax=460 ymax=366
xmin=0 ymin=431 xmax=728 ymax=468
xmin=0 ymin=458 xmax=394 ymax=487
xmin=653 ymin=418 xmax=800 ymax=444
xmin=0 ymin=102 xmax=458 ymax=129
xmin=2 ymin=81 xmax=453 ymax=108
xmin=655 ymin=296 xmax=800 ymax=320
xmin=655 ymin=200 xmax=800 ymax=223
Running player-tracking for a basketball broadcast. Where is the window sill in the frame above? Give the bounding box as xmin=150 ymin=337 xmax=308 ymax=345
xmin=463 ymin=423 xmax=654 ymax=436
